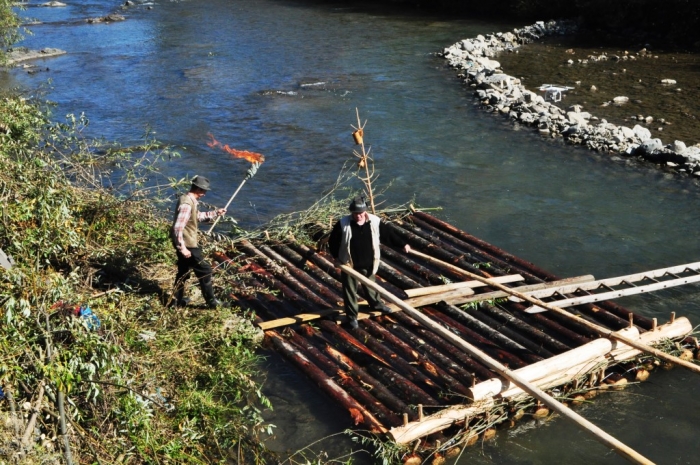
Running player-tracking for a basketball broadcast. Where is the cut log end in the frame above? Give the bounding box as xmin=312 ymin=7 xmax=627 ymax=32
xmin=482 ymin=428 xmax=497 ymax=441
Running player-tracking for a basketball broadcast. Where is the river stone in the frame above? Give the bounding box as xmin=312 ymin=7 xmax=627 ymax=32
xmin=482 ymin=73 xmax=513 ymax=88
xmin=567 ymin=111 xmax=589 ymax=125
xmin=638 ymin=138 xmax=664 ymax=155
xmin=632 ymin=125 xmax=651 ymax=141
xmin=613 ymin=96 xmax=629 ymax=104
xmin=473 ymin=56 xmax=501 ymax=71
xmin=620 ymin=126 xmax=635 ymax=139
xmin=685 ymin=146 xmax=700 ymax=162
xmin=673 ymin=140 xmax=687 ymax=154
xmin=661 ymin=79 xmax=677 ymax=85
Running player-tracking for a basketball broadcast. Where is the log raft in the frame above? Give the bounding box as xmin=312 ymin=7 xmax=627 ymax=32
xmin=217 ymin=210 xmax=699 ymax=457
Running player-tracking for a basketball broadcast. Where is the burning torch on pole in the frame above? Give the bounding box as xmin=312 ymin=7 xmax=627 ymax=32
xmin=205 ymin=133 xmax=265 ymax=234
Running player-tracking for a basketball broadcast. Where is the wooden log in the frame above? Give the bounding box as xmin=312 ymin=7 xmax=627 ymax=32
xmin=380 ymin=245 xmax=449 ymax=286
xmin=344 ymin=323 xmax=449 ymax=401
xmin=412 ymin=212 xmax=656 ymax=330
xmin=458 ymin=304 xmax=556 ymax=358
xmin=386 ymin=323 xmax=476 ymax=387
xmin=391 ymin=311 xmax=496 ymax=381
xmin=608 ymin=316 xmax=693 ymax=361
xmin=475 ymin=303 xmax=575 ymax=353
xmin=290 ymin=242 xmax=342 ymax=281
xmin=266 ymin=331 xmax=386 ymax=432
xmin=390 ymin=399 xmax=495 ymax=444
xmin=361 ymin=318 xmax=473 ymax=398
xmin=409 ymin=215 xmax=544 ymax=282
xmin=384 ymin=222 xmax=501 ymax=279
xmin=259 ymin=244 xmax=341 ymax=306
xmin=274 ymin=244 xmax=343 ymax=293
xmin=286 ymin=329 xmax=403 ymax=427
xmin=404 ymin=274 xmax=524 ymax=297
xmin=411 ymin=211 xmax=567 ymax=282
xmin=467 ymin=332 xmax=622 ymax=402
xmin=421 ymin=306 xmax=533 ymax=368
xmin=342 ymin=264 xmax=655 ymax=464
xmin=321 ymin=343 xmax=414 ymax=418
xmin=437 ymin=302 xmax=554 ymax=360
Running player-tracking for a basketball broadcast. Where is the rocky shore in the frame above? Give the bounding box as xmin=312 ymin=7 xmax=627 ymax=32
xmin=440 ymin=20 xmax=700 ymax=177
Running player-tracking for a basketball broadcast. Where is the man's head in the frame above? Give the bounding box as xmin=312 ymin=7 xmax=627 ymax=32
xmin=349 ymin=196 xmax=367 ymax=213
xmin=349 ymin=196 xmax=368 ymax=224
xmin=190 ymin=176 xmax=211 ymax=196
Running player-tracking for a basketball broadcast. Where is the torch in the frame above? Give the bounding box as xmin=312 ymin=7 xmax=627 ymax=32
xmin=206 ymin=133 xmax=265 ymax=234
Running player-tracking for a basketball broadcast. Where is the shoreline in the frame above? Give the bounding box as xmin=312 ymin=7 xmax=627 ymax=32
xmin=440 ymin=20 xmax=700 ymax=180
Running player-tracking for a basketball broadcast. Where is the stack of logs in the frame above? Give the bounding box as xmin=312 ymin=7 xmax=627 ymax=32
xmin=217 ymin=210 xmax=694 ymax=458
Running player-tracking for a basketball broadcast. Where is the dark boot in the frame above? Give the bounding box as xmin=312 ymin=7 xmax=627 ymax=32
xmin=169 ymin=285 xmax=190 ymax=308
xmin=201 ymin=279 xmax=222 ymax=309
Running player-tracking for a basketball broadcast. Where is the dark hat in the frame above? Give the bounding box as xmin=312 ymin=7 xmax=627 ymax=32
xmin=191 ymin=175 xmax=211 ymax=191
xmin=349 ymin=196 xmax=367 ymax=213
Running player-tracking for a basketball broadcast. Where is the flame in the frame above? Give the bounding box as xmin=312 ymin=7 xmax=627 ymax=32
xmin=207 ymin=133 xmax=265 ymax=164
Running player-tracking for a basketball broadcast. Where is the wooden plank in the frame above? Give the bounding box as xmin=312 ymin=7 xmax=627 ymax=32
xmin=404 ymin=274 xmax=524 ymax=297
xmin=448 ymin=274 xmax=596 ymax=306
xmin=525 ymin=274 xmax=700 ymax=313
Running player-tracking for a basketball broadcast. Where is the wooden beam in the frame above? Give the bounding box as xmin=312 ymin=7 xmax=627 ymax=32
xmin=404 ymin=274 xmax=524 ymax=297
xmin=446 ymin=274 xmax=595 ymax=306
xmin=341 ymin=264 xmax=655 ymax=465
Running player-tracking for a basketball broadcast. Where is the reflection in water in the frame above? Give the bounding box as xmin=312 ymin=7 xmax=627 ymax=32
xmin=7 ymin=0 xmax=700 ymax=462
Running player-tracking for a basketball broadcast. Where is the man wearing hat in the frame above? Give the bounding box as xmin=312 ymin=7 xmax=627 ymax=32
xmin=329 ymin=196 xmax=411 ymax=329
xmin=170 ymin=175 xmax=227 ymax=308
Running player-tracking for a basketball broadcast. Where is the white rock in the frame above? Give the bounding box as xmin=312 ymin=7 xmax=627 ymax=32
xmin=660 ymin=79 xmax=677 ymax=85
xmin=673 ymin=140 xmax=687 ymax=153
xmin=620 ymin=126 xmax=636 ymax=139
xmin=633 ymin=125 xmax=651 ymax=141
xmin=613 ymin=96 xmax=629 ymax=104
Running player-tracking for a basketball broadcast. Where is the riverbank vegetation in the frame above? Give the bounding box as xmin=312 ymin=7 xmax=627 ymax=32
xmin=0 ymin=94 xmax=279 ymax=464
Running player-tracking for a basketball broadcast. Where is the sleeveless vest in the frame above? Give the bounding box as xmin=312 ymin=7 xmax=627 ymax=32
xmin=338 ymin=213 xmax=381 ymax=275
xmin=171 ymin=194 xmax=199 ymax=249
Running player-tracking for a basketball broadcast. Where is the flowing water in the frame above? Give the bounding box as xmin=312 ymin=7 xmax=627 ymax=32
xmin=6 ymin=0 xmax=700 ymax=463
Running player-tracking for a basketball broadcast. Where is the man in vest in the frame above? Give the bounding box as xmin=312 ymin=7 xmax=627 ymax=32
xmin=329 ymin=196 xmax=411 ymax=329
xmin=170 ymin=175 xmax=226 ymax=308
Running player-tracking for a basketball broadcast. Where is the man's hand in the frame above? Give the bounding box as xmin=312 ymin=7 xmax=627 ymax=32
xmin=404 ymin=244 xmax=412 ymax=253
xmin=181 ymin=247 xmax=192 ymax=258
xmin=216 ymin=208 xmax=227 ymax=217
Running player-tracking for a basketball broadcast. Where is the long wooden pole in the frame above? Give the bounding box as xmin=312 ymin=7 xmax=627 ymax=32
xmin=206 ymin=177 xmax=247 ymax=234
xmin=339 ymin=264 xmax=654 ymax=465
xmin=408 ymin=249 xmax=700 ymax=375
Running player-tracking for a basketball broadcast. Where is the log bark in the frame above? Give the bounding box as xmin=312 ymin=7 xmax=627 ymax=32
xmin=266 ymin=331 xmax=386 ymax=432
xmin=286 ymin=329 xmax=402 ymax=427
xmin=412 ymin=212 xmax=655 ymax=330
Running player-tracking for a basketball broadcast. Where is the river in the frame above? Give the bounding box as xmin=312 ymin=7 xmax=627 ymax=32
xmin=5 ymin=0 xmax=700 ymax=463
